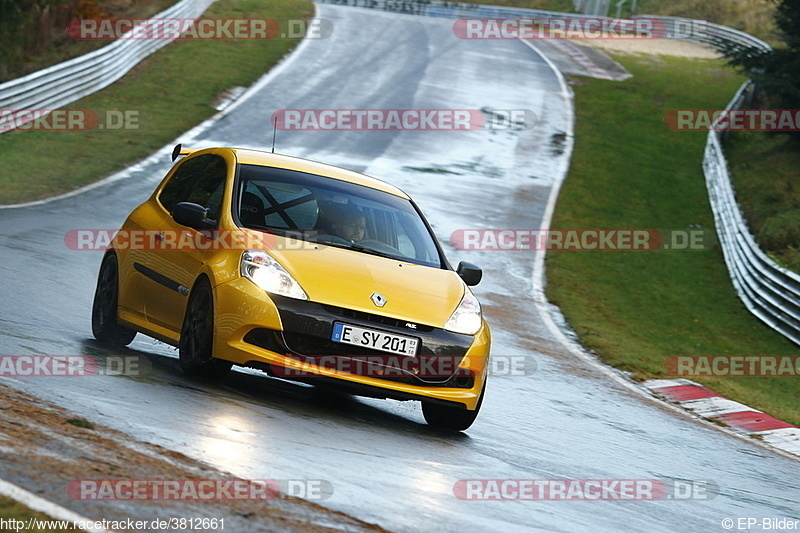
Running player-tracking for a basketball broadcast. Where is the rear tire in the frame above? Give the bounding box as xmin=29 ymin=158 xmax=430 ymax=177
xmin=422 ymin=380 xmax=486 ymax=431
xmin=92 ymin=253 xmax=136 ymax=346
xmin=179 ymin=278 xmax=232 ymax=379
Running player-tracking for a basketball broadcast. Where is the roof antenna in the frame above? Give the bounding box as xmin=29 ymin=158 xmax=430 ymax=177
xmin=271 ymin=116 xmax=277 ymax=154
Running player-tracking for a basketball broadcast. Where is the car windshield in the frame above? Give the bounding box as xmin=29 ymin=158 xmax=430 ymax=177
xmin=235 ymin=164 xmax=443 ymax=268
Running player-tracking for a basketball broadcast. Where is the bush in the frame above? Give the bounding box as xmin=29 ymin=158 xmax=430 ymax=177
xmin=757 ymin=209 xmax=800 ymax=250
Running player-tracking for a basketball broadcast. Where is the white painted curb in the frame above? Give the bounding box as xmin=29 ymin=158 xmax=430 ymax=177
xmin=0 ymin=478 xmax=109 ymax=532
xmin=525 ymin=38 xmax=799 ymax=462
xmin=644 ymin=379 xmax=800 ymax=456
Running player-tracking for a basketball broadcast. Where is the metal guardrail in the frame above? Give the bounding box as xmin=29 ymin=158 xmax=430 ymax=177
xmin=678 ymin=26 xmax=800 ymax=345
xmin=317 ymin=0 xmax=771 ymax=51
xmin=317 ymin=0 xmax=800 ymax=344
xmin=5 ymin=0 xmax=796 ymax=344
xmin=631 ymin=15 xmax=771 ymax=51
xmin=705 ymin=82 xmax=800 ymax=346
xmin=0 ymin=0 xmax=216 ymax=134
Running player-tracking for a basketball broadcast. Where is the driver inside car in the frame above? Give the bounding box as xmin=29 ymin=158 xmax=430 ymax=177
xmin=323 ymin=203 xmax=367 ymax=242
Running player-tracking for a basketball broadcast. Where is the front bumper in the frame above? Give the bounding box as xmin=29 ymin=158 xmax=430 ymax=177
xmin=213 ymin=278 xmax=491 ymax=409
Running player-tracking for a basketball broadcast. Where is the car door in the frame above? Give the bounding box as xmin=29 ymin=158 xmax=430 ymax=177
xmin=139 ymin=153 xmax=228 ymax=334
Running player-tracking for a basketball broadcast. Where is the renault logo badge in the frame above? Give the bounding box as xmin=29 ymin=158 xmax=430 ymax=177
xmin=371 ymin=292 xmax=387 ymax=307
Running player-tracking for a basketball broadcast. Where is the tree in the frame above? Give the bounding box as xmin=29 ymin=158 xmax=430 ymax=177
xmin=723 ymin=0 xmax=800 ymax=109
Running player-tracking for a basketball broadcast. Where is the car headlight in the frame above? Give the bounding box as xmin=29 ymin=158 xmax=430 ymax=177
xmin=444 ymin=289 xmax=482 ymax=335
xmin=241 ymin=249 xmax=308 ymax=300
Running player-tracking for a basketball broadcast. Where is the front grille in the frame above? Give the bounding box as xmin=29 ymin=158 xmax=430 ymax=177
xmin=325 ymin=306 xmax=434 ymax=332
xmin=242 ymin=296 xmax=476 ymax=387
xmin=243 ymin=328 xmax=474 ymax=388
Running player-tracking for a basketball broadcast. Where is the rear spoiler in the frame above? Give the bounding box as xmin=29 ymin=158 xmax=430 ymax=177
xmin=171 ymin=143 xmax=199 ymax=162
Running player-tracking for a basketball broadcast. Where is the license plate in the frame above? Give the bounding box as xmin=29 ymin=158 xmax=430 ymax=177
xmin=331 ymin=322 xmax=419 ymax=356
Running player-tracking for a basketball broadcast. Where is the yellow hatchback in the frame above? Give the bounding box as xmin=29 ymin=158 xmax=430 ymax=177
xmin=92 ymin=145 xmax=491 ymax=430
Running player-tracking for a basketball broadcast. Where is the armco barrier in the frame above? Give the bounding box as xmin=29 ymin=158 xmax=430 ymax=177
xmin=0 ymin=0 xmax=216 ymax=134
xmin=705 ymin=82 xmax=800 ymax=345
xmin=316 ymin=0 xmax=799 ymax=345
xmin=5 ymin=0 xmax=797 ymax=345
xmin=316 ymin=0 xmax=771 ymax=51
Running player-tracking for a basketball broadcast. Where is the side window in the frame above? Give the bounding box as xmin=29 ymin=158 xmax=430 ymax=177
xmin=158 ymin=155 xmax=212 ymax=213
xmin=158 ymin=155 xmax=228 ymax=227
xmin=185 ymin=157 xmax=227 ymax=225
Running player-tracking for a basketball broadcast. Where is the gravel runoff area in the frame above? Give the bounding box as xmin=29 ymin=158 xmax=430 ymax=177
xmin=0 ymin=384 xmax=386 ymax=532
xmin=585 ymin=37 xmax=721 ymax=58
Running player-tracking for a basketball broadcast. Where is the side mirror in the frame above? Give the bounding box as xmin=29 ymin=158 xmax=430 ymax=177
xmin=456 ymin=261 xmax=482 ymax=286
xmin=172 ymin=202 xmax=208 ymax=229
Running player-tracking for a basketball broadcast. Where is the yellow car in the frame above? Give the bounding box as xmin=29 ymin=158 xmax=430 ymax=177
xmin=92 ymin=145 xmax=491 ymax=430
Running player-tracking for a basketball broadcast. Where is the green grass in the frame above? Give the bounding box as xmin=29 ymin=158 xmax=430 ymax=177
xmin=635 ymin=0 xmax=777 ymax=43
xmin=451 ymin=0 xmax=777 ymax=42
xmin=0 ymin=496 xmax=82 ymax=532
xmin=0 ymin=0 xmax=176 ymax=82
xmin=66 ymin=417 xmax=95 ymax=429
xmin=0 ymin=0 xmax=779 ymax=205
xmin=546 ymin=54 xmax=800 ymax=427
xmin=0 ymin=0 xmax=312 ymax=205
xmin=725 ymin=131 xmax=800 ymax=273
xmin=453 ymin=0 xmax=574 ymax=11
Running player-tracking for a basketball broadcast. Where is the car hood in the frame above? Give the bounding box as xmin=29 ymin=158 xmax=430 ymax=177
xmin=265 ymin=237 xmax=465 ymax=328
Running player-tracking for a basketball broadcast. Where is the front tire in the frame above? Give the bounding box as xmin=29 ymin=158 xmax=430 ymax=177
xmin=179 ymin=278 xmax=232 ymax=379
xmin=92 ymin=253 xmax=136 ymax=346
xmin=422 ymin=380 xmax=486 ymax=431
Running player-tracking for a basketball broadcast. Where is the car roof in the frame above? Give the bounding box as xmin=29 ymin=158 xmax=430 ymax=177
xmin=230 ymin=148 xmax=410 ymax=199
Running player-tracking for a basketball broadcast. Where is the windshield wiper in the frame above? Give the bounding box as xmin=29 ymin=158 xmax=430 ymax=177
xmin=328 ymin=241 xmax=404 ymax=261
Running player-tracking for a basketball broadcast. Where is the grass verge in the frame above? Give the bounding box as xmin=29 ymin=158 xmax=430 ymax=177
xmin=636 ymin=0 xmax=776 ymax=42
xmin=0 ymin=0 xmax=176 ymax=83
xmin=725 ymin=131 xmax=800 ymax=273
xmin=546 ymin=53 xmax=800 ymax=427
xmin=450 ymin=0 xmax=777 ymax=42
xmin=0 ymin=496 xmax=81 ymax=532
xmin=453 ymin=0 xmax=573 ymax=10
xmin=0 ymin=0 xmax=312 ymax=205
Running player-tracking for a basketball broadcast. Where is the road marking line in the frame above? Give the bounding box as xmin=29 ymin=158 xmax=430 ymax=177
xmin=523 ymin=37 xmax=800 ymax=461
xmin=0 ymin=478 xmax=109 ymax=532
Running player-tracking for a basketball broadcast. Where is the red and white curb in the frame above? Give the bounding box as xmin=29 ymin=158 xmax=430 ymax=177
xmin=644 ymin=379 xmax=800 ymax=456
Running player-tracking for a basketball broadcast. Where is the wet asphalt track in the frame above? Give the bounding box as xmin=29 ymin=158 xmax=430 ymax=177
xmin=1 ymin=4 xmax=799 ymax=532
